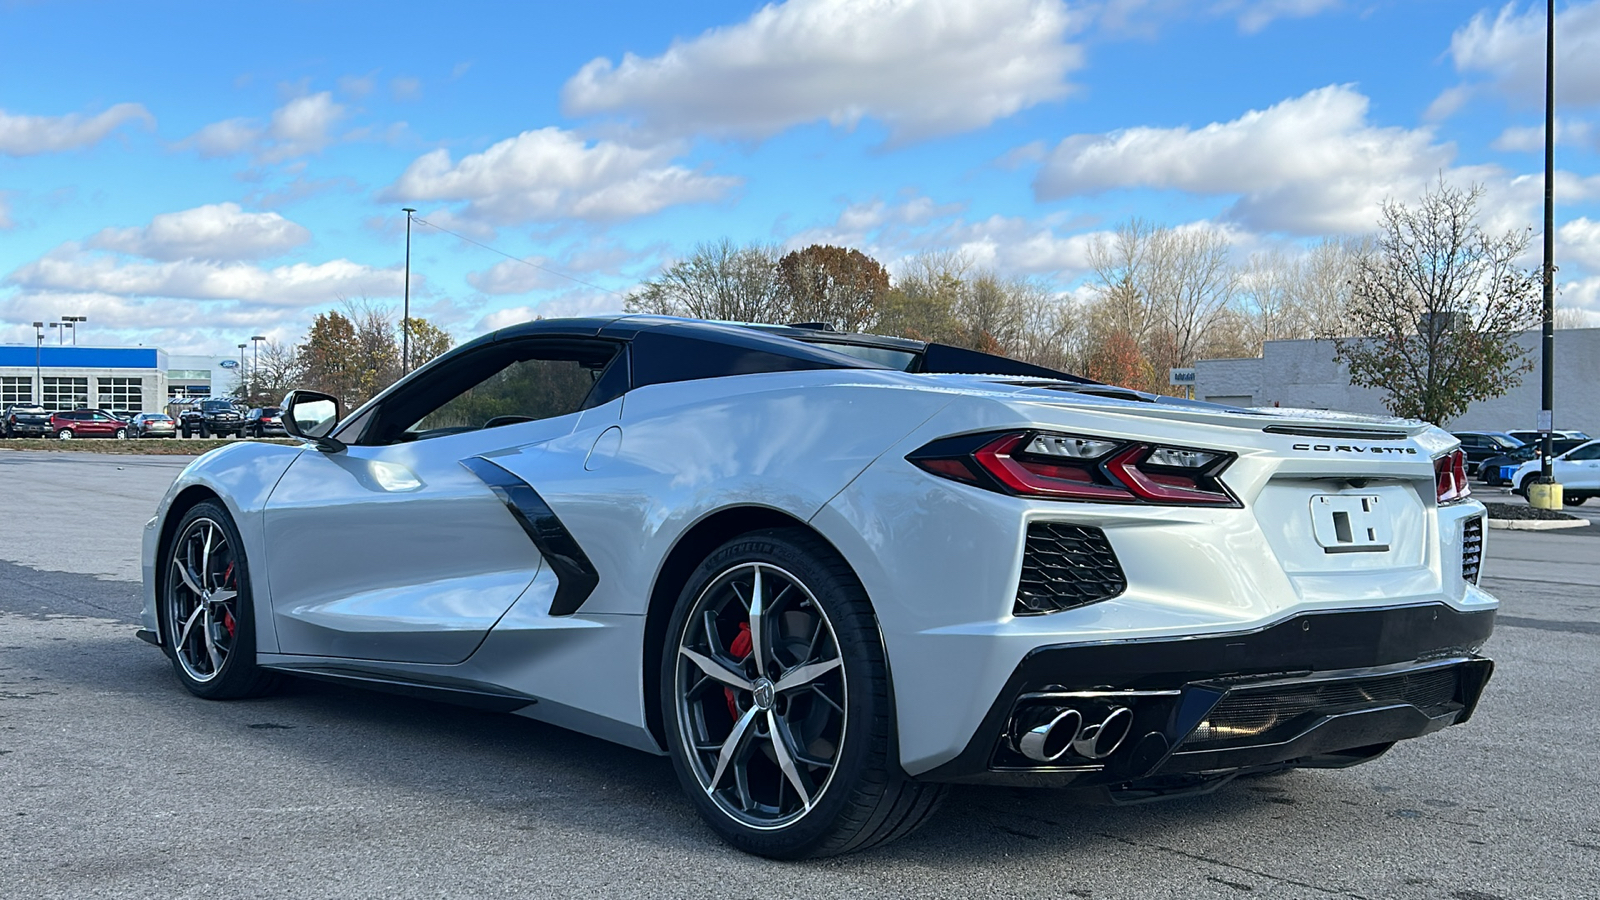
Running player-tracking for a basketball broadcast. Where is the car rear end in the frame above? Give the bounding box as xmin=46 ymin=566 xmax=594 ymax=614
xmin=5 ymin=406 xmax=51 ymax=437
xmin=140 ymin=414 xmax=177 ymax=438
xmin=816 ymin=384 xmax=1495 ymax=795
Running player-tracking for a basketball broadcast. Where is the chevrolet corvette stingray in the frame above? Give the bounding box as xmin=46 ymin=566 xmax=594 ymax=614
xmin=139 ymin=316 xmax=1496 ymax=858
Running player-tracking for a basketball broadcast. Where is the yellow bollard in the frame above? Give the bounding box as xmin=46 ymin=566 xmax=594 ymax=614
xmin=1528 ymin=481 xmax=1565 ymax=510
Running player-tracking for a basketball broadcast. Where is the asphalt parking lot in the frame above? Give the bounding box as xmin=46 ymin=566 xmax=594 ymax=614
xmin=2 ymin=451 xmax=1597 ymax=900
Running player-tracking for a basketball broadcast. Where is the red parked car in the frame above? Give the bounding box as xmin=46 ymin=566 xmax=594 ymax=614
xmin=49 ymin=409 xmax=131 ymax=440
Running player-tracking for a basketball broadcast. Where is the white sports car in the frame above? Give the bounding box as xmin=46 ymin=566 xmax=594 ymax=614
xmin=138 ymin=316 xmax=1497 ymax=858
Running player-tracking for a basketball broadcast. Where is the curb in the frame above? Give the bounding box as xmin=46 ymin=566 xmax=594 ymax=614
xmin=1488 ymin=518 xmax=1592 ymax=531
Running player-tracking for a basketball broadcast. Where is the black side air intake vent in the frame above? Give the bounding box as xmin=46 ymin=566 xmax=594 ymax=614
xmin=1462 ymin=516 xmax=1483 ymax=584
xmin=1015 ymin=523 xmax=1127 ymax=616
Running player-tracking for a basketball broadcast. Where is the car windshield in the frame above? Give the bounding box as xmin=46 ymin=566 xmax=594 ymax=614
xmin=262 ymin=408 xmax=281 ymax=416
xmin=201 ymin=401 xmax=236 ymax=412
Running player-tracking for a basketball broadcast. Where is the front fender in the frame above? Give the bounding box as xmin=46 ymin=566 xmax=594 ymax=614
xmin=141 ymin=441 xmax=307 ymax=651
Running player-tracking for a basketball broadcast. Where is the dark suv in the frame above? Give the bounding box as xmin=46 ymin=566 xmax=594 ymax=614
xmin=3 ymin=404 xmax=51 ymax=438
xmin=1450 ymin=431 xmax=1524 ymax=476
xmin=180 ymin=399 xmax=247 ymax=438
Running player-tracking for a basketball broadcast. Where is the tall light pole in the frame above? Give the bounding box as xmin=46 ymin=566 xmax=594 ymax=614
xmin=62 ymin=315 xmax=87 ymax=345
xmin=237 ymin=344 xmax=247 ymax=400
xmin=32 ymin=322 xmax=44 ymax=406
xmin=251 ymin=335 xmax=266 ymax=402
xmin=1533 ymin=0 xmax=1561 ymax=509
xmin=401 ymin=208 xmax=416 ymax=375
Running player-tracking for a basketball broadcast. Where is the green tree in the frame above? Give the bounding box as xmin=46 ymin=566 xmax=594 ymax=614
xmin=625 ymin=239 xmax=784 ymax=322
xmin=1331 ymin=181 xmax=1541 ymax=425
xmin=776 ymin=244 xmax=890 ymax=332
xmin=404 ymin=317 xmax=454 ymax=370
xmin=300 ymin=311 xmax=361 ymax=408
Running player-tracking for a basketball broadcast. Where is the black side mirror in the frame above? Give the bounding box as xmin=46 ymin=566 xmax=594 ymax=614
xmin=281 ymin=390 xmax=345 ymax=453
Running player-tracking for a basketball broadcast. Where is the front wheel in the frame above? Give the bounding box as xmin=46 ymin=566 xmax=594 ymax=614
xmin=1519 ymin=475 xmax=1537 ymax=498
xmin=199 ymin=423 xmax=210 ymax=439
xmin=661 ymin=528 xmax=945 ymax=859
xmin=160 ymin=501 xmax=281 ymax=699
xmin=115 ymin=428 xmax=128 ymax=440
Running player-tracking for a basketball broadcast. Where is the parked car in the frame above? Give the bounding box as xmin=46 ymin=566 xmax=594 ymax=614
xmin=130 ymin=412 xmax=178 ymax=438
xmin=179 ymin=399 xmax=246 ymax=438
xmin=3 ymin=403 xmax=52 ymax=438
xmin=1508 ymin=429 xmax=1590 ymax=445
xmin=139 ymin=316 xmax=1497 ymax=858
xmin=1479 ymin=438 xmax=1588 ymax=485
xmin=1450 ymin=431 xmax=1524 ymax=476
xmin=243 ymin=407 xmax=286 ymax=438
xmin=49 ymin=408 xmax=129 ymax=439
xmin=1512 ymin=439 xmax=1600 ymax=504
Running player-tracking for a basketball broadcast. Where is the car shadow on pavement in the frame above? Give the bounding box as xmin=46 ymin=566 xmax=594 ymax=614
xmin=7 ymin=609 xmax=1348 ymax=869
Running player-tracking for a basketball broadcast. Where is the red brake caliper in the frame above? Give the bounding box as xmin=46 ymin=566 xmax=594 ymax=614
xmin=723 ymin=621 xmax=752 ymax=719
xmin=221 ymin=563 xmax=237 ymax=638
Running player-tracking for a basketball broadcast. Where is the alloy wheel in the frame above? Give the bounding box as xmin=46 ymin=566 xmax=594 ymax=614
xmin=673 ymin=562 xmax=847 ymax=830
xmin=165 ymin=517 xmax=241 ymax=684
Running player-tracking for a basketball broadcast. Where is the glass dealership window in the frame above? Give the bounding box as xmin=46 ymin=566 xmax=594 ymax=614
xmin=1 ymin=377 xmax=32 ymax=406
xmin=41 ymin=377 xmax=89 ymax=412
xmin=97 ymin=377 xmax=145 ymax=412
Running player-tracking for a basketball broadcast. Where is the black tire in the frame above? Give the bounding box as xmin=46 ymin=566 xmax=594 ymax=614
xmin=181 ymin=424 xmax=192 ymax=438
xmin=660 ymin=527 xmax=946 ymax=859
xmin=159 ymin=501 xmax=281 ymax=700
xmin=199 ymin=423 xmax=210 ymax=439
xmin=1567 ymin=495 xmax=1588 ymax=507
xmin=114 ymin=428 xmax=128 ymax=440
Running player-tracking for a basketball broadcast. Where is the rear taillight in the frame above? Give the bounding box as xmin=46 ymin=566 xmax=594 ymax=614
xmin=908 ymin=430 xmax=1238 ymax=506
xmin=1435 ymin=448 xmax=1471 ymax=504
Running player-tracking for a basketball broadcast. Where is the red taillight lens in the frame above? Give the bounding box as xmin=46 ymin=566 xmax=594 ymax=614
xmin=1436 ymin=448 xmax=1471 ymax=504
xmin=909 ymin=431 xmax=1238 ymax=506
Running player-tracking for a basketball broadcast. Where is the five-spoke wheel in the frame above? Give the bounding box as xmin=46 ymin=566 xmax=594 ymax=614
xmin=674 ymin=561 xmax=847 ymax=830
xmin=661 ymin=528 xmax=946 ymax=858
xmin=160 ymin=501 xmax=280 ymax=699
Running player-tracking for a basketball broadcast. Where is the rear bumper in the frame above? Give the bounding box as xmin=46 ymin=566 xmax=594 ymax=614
xmin=916 ymin=603 xmax=1494 ymax=786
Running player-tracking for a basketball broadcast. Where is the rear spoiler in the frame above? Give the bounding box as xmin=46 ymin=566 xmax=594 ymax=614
xmin=915 ymin=343 xmax=1094 ymax=384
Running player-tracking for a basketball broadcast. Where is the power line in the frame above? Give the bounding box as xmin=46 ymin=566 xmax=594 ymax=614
xmin=410 ymin=216 xmax=629 ymax=299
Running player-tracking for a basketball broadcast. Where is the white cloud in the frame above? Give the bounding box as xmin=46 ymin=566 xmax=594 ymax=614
xmin=1449 ymin=1 xmax=1600 ymax=107
xmin=0 ymin=103 xmax=154 ymax=156
xmin=1559 ymin=217 xmax=1600 ymax=273
xmin=1424 ymin=85 xmax=1475 ymax=122
xmin=181 ymin=92 xmax=347 ymax=163
xmin=1220 ymin=0 xmax=1341 ymax=34
xmin=1562 ymin=276 xmax=1600 ymax=319
xmin=466 ymin=257 xmax=569 ymax=295
xmin=87 ymin=203 xmax=311 ymax=262
xmin=1033 ymin=85 xmax=1456 ymax=234
xmin=561 ymin=0 xmax=1083 ymax=143
xmin=390 ymin=77 xmax=422 ymax=101
xmin=477 ymin=290 xmax=625 ymax=332
xmin=382 ymin=127 xmax=739 ymax=225
xmin=338 ymin=72 xmax=377 ymax=99
xmin=1491 ymin=118 xmax=1594 ymax=152
xmin=9 ymin=246 xmax=402 ymax=307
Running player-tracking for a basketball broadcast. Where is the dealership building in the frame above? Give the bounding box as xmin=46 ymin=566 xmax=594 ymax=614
xmin=1194 ymin=327 xmax=1600 ymax=433
xmin=0 ymin=345 xmax=245 ymax=412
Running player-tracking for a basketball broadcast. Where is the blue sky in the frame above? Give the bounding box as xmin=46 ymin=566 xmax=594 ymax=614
xmin=3 ymin=0 xmax=1599 ymax=354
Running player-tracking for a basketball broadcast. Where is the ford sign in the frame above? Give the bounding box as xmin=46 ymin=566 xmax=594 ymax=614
xmin=219 ymin=360 xmax=239 ymax=369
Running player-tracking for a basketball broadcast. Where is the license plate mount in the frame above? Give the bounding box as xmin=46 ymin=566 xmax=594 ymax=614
xmin=1310 ymin=494 xmax=1391 ymax=553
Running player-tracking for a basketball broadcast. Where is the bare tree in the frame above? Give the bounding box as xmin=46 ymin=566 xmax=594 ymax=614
xmin=1085 ymin=218 xmax=1156 ymax=345
xmin=1144 ymin=226 xmax=1236 ymax=377
xmin=1554 ymin=305 xmax=1595 ymax=330
xmin=625 ymin=239 xmax=785 ymax=322
xmin=1332 ymin=181 xmax=1541 ymax=425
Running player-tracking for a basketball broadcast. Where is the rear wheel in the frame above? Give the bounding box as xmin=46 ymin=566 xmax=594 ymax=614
xmin=1567 ymin=495 xmax=1589 ymax=507
xmin=160 ymin=501 xmax=281 ymax=699
xmin=57 ymin=428 xmax=72 ymax=440
xmin=661 ymin=528 xmax=945 ymax=858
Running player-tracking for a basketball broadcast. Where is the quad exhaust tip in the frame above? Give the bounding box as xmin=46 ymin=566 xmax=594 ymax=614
xmin=1014 ymin=706 xmax=1133 ymax=763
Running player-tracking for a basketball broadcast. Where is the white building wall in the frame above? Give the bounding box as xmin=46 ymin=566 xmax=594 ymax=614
xmin=1194 ymin=328 xmax=1600 ymax=432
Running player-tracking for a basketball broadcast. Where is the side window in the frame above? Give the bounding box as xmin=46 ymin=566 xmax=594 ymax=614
xmin=411 ymin=357 xmax=602 ymax=434
xmin=362 ymin=338 xmax=624 ymax=445
xmin=1567 ymin=443 xmax=1600 ymax=461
